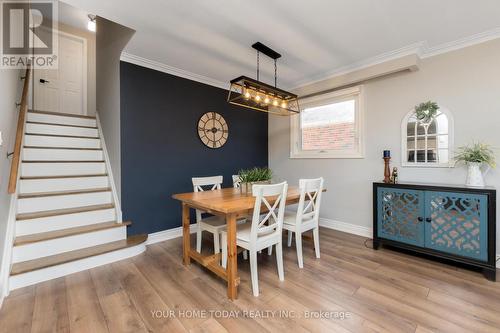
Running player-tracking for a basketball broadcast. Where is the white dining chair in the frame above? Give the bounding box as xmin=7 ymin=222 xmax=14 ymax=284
xmin=221 ymin=181 xmax=288 ymax=297
xmin=192 ymin=176 xmax=226 ymax=254
xmin=232 ymin=174 xmax=241 ymax=188
xmin=283 ymin=177 xmax=324 ymax=268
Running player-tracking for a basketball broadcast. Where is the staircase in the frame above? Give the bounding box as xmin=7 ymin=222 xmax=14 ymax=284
xmin=8 ymin=110 xmax=147 ymax=290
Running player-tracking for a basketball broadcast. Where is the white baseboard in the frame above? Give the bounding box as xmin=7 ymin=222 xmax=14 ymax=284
xmin=319 ymin=218 xmax=500 ymax=268
xmin=319 ymin=218 xmax=372 ymax=238
xmin=0 ymin=286 xmax=4 ymax=310
xmin=147 ymin=224 xmax=196 ymax=245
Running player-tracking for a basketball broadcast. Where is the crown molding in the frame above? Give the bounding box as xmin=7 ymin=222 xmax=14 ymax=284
xmin=120 ymin=52 xmax=229 ymax=90
xmin=290 ymin=42 xmax=425 ymax=90
xmin=121 ymin=27 xmax=500 ymax=92
xmin=291 ymin=27 xmax=500 ymax=90
xmin=420 ymin=27 xmax=500 ymax=59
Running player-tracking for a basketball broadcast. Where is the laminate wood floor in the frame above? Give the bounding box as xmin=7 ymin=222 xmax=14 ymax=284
xmin=1 ymin=228 xmax=499 ymax=333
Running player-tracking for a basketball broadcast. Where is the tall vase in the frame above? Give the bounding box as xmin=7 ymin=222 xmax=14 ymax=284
xmin=466 ymin=162 xmax=489 ymax=187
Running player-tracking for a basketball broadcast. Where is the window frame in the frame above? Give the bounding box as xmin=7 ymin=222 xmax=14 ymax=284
xmin=401 ymin=107 xmax=454 ymax=168
xmin=290 ymin=86 xmax=365 ymax=159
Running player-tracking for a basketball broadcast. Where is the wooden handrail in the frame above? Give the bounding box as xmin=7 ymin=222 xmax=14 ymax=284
xmin=8 ymin=66 xmax=31 ymax=194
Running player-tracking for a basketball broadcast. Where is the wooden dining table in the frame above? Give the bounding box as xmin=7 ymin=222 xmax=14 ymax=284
xmin=172 ymin=186 xmax=309 ymax=300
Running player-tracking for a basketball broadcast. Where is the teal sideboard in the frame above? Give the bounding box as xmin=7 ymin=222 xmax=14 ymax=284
xmin=373 ymin=182 xmax=496 ymax=280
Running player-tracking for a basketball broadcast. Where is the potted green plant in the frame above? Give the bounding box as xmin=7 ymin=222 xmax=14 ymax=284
xmin=455 ymin=143 xmax=496 ymax=187
xmin=414 ymin=101 xmax=439 ymax=126
xmin=238 ymin=167 xmax=273 ymax=194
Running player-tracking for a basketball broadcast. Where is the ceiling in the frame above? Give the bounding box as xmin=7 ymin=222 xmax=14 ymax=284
xmin=62 ymin=0 xmax=500 ymax=89
xmin=58 ymin=1 xmax=89 ymax=32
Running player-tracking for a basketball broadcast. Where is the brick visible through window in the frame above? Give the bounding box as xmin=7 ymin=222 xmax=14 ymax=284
xmin=301 ymin=99 xmax=356 ymax=151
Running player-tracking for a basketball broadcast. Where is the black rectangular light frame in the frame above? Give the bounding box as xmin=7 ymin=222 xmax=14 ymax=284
xmin=227 ymin=76 xmax=300 ymax=116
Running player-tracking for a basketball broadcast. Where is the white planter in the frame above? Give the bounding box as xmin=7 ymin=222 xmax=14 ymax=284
xmin=240 ymin=180 xmax=272 ymax=195
xmin=465 ymin=162 xmax=490 ymax=187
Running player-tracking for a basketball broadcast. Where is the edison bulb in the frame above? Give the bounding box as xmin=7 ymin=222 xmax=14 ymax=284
xmin=244 ymin=90 xmax=251 ymax=99
xmin=255 ymin=95 xmax=261 ymax=102
xmin=273 ymin=99 xmax=279 ymax=106
xmin=264 ymin=96 xmax=270 ymax=104
xmin=281 ymin=101 xmax=287 ymax=108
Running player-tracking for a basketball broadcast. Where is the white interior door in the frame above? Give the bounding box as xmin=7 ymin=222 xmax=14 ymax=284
xmin=34 ymin=32 xmax=87 ymax=115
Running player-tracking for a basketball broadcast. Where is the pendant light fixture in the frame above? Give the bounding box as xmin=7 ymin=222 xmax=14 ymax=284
xmin=227 ymin=42 xmax=300 ymax=116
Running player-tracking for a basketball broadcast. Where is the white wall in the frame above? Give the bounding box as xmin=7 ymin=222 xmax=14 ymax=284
xmin=269 ymin=39 xmax=500 ymax=253
xmin=96 ymin=17 xmax=135 ymax=202
xmin=0 ymin=69 xmax=23 ymax=301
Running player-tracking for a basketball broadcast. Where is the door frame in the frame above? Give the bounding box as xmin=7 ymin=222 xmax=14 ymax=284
xmin=33 ymin=28 xmax=88 ymax=115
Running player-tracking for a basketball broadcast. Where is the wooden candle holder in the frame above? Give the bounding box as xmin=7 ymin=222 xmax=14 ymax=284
xmin=383 ymin=157 xmax=391 ymax=183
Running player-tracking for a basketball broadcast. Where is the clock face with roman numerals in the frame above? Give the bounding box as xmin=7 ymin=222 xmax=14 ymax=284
xmin=197 ymin=112 xmax=228 ymax=149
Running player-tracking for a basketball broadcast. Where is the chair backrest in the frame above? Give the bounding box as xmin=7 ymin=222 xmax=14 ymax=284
xmin=192 ymin=176 xmax=223 ymax=192
xmin=250 ymin=182 xmax=288 ymax=244
xmin=192 ymin=176 xmax=223 ymax=221
xmin=232 ymin=175 xmax=241 ymax=188
xmin=296 ymin=177 xmax=324 ymax=226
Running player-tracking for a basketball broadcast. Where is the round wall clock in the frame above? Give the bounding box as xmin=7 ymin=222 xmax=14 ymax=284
xmin=197 ymin=112 xmax=228 ymax=148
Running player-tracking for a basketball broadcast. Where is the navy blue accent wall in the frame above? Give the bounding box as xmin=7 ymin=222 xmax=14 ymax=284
xmin=120 ymin=62 xmax=268 ymax=235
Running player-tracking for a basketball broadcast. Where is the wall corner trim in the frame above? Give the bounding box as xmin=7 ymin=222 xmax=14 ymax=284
xmin=120 ymin=52 xmax=228 ymax=90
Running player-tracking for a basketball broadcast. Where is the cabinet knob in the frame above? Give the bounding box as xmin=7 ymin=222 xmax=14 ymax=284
xmin=426 ymin=217 xmax=432 ymax=223
xmin=417 ymin=217 xmax=423 ymax=222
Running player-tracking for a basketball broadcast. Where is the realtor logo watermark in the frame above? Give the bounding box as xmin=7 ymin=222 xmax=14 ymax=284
xmin=1 ymin=0 xmax=58 ymax=68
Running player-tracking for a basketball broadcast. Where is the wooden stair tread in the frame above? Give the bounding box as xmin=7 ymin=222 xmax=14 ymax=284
xmin=22 ymin=160 xmax=105 ymax=163
xmin=28 ymin=110 xmax=96 ymax=119
xmin=21 ymin=174 xmax=108 ymax=180
xmin=24 ymin=146 xmax=102 ymax=151
xmin=11 ymin=234 xmax=147 ymax=275
xmin=18 ymin=187 xmax=111 ymax=199
xmin=25 ymin=133 xmax=99 ymax=139
xmin=14 ymin=221 xmax=131 ymax=246
xmin=26 ymin=121 xmax=97 ymax=129
xmin=17 ymin=204 xmax=115 ymax=221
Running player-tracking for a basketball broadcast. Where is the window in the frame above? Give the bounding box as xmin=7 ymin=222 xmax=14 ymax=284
xmin=291 ymin=86 xmax=364 ymax=158
xmin=402 ymin=108 xmax=453 ymax=167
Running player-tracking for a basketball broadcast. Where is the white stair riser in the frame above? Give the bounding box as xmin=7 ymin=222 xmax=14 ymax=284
xmin=12 ymin=226 xmax=127 ymax=263
xmin=24 ymin=135 xmax=101 ymax=149
xmin=18 ymin=191 xmax=112 ymax=213
xmin=9 ymin=243 xmax=146 ymax=290
xmin=23 ymin=148 xmax=103 ymax=161
xmin=27 ymin=113 xmax=97 ymax=127
xmin=19 ymin=176 xmax=109 ymax=194
xmin=21 ymin=162 xmax=106 ymax=177
xmin=26 ymin=123 xmax=98 ymax=138
xmin=16 ymin=208 xmax=116 ymax=236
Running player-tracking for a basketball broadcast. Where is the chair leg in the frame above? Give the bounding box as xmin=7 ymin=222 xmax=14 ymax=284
xmin=267 ymin=246 xmax=273 ymax=256
xmin=296 ymin=232 xmax=304 ymax=268
xmin=196 ymin=223 xmax=202 ymax=253
xmin=249 ymin=251 xmax=259 ymax=297
xmin=287 ymin=230 xmax=293 ymax=247
xmin=213 ymin=231 xmax=220 ymax=254
xmin=313 ymin=227 xmax=320 ymax=259
xmin=276 ymin=241 xmax=284 ymax=281
xmin=243 ymin=250 xmax=248 ymax=260
xmin=221 ymin=233 xmax=227 ymax=268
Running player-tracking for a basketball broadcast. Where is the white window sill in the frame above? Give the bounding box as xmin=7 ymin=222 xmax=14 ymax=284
xmin=401 ymin=163 xmax=454 ymax=168
xmin=290 ymin=152 xmax=365 ymax=159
